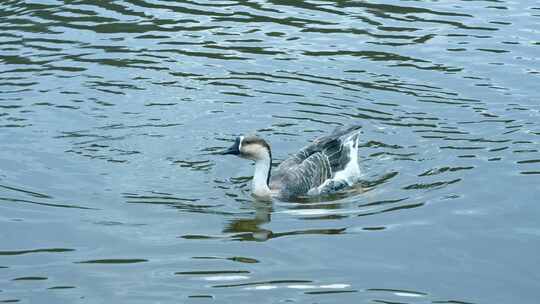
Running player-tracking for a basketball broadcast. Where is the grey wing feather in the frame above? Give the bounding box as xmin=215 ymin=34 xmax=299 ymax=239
xmin=276 ymin=125 xmax=360 ymax=174
xmin=271 ymin=152 xmax=332 ymax=199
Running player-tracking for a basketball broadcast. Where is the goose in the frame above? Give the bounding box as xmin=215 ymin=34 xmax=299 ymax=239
xmin=222 ymin=126 xmax=362 ymax=200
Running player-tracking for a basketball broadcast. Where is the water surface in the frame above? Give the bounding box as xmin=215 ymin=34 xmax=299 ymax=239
xmin=1 ymin=1 xmax=539 ymax=303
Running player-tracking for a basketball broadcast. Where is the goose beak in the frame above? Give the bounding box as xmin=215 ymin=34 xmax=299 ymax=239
xmin=222 ymin=143 xmax=240 ymax=155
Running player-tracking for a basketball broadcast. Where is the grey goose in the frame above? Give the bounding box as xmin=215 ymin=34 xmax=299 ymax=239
xmin=222 ymin=126 xmax=362 ymax=200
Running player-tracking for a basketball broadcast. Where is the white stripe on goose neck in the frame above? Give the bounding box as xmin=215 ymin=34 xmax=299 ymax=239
xmin=239 ymin=136 xmax=244 ymax=151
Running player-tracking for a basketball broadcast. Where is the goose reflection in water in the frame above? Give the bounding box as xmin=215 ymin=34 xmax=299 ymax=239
xmin=224 ymin=201 xmax=346 ymax=242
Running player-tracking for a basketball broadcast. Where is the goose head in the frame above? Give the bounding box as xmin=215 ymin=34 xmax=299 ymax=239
xmin=222 ymin=135 xmax=273 ymax=198
xmin=222 ymin=135 xmax=271 ymax=161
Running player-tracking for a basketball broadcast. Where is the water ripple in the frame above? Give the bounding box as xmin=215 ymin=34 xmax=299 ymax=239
xmin=1 ymin=0 xmax=539 ymax=303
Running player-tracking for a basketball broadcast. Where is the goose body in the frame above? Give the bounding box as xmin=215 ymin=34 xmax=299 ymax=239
xmin=222 ymin=126 xmax=362 ymax=200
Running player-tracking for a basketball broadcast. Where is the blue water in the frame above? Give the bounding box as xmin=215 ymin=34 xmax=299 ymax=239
xmin=1 ymin=1 xmax=539 ymax=303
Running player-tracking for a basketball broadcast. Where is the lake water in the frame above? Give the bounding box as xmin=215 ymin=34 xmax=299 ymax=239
xmin=1 ymin=1 xmax=539 ymax=303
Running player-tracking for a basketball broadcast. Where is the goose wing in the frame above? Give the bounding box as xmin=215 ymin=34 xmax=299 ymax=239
xmin=276 ymin=125 xmax=360 ymax=174
xmin=270 ymin=152 xmax=332 ymax=198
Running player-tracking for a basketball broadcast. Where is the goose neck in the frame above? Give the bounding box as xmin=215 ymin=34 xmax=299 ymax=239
xmin=252 ymin=152 xmax=272 ymax=197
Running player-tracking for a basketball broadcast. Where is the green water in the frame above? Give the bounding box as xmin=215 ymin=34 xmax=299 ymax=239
xmin=1 ymin=1 xmax=539 ymax=303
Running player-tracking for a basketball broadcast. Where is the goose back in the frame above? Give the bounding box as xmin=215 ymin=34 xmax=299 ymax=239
xmin=270 ymin=125 xmax=361 ymax=198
